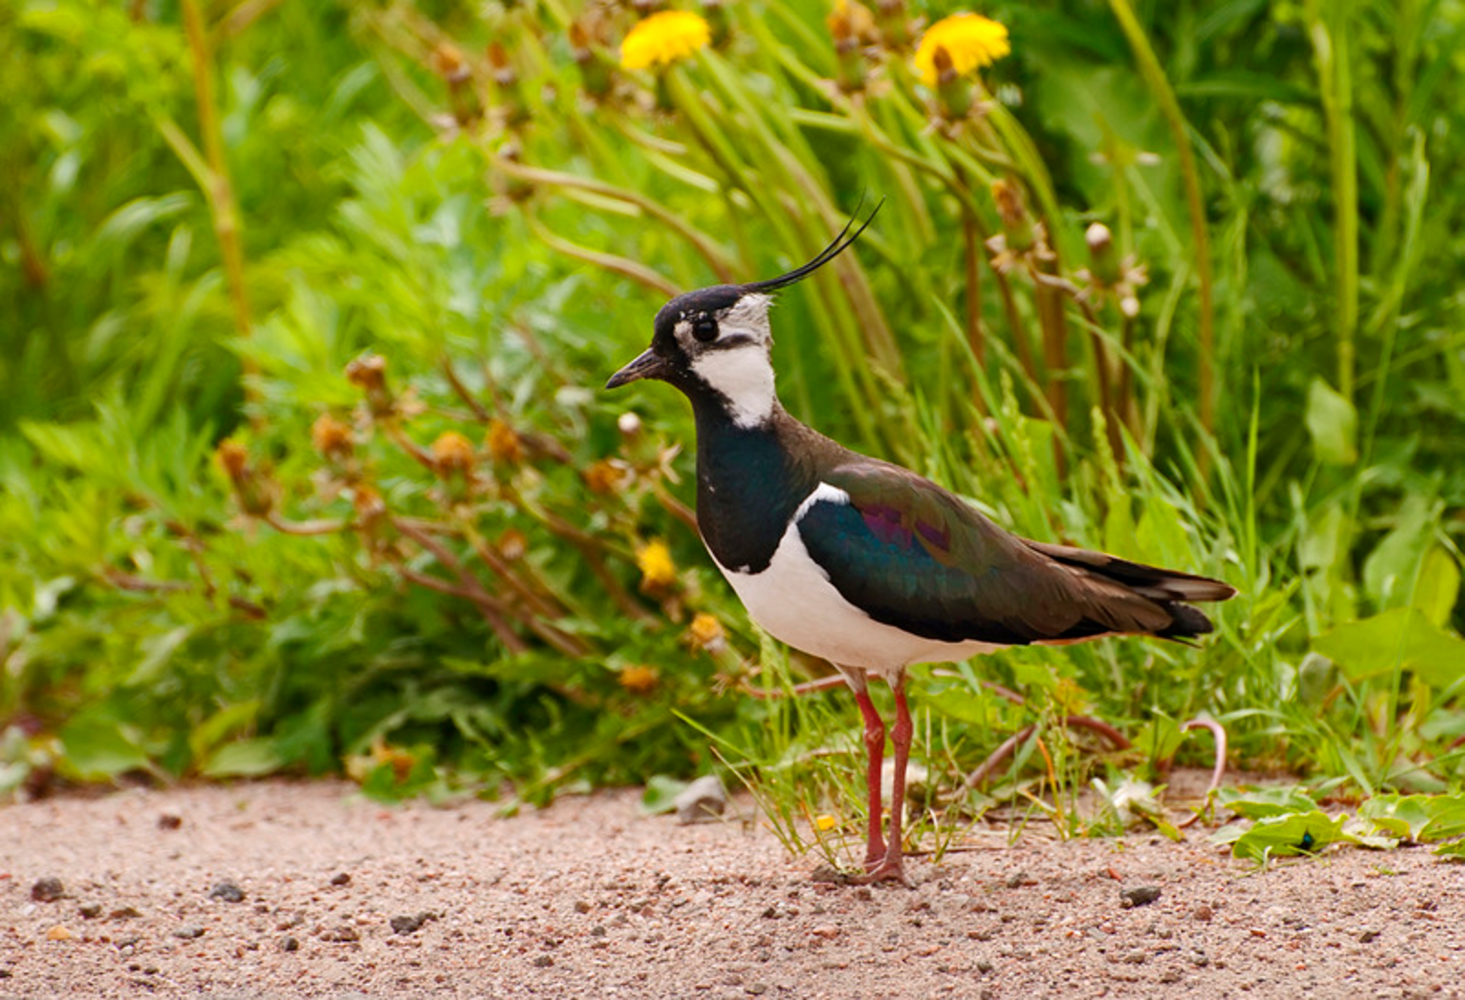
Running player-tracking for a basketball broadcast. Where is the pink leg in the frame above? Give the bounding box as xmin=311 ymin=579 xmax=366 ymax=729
xmin=861 ymin=674 xmax=913 ymax=886
xmin=851 ymin=683 xmax=887 ymax=869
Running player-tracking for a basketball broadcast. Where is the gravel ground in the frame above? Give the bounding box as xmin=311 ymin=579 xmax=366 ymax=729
xmin=2 ymin=779 xmax=1463 ymax=998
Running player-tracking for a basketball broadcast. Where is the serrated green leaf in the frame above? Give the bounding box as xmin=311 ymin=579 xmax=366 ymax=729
xmin=1361 ymin=793 xmax=1465 ymax=843
xmin=1229 ymin=811 xmax=1357 ymax=862
xmin=1217 ymin=786 xmax=1320 ymax=818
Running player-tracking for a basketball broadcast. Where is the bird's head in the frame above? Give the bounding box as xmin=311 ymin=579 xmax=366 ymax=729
xmin=606 ymin=203 xmax=880 ymax=429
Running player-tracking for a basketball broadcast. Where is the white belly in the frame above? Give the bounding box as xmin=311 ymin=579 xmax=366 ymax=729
xmin=708 ymin=518 xmax=1000 ymax=675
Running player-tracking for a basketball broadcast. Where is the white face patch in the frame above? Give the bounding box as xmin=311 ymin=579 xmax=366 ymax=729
xmin=718 ymin=293 xmax=773 ymax=345
xmin=691 ymin=346 xmax=777 ymax=428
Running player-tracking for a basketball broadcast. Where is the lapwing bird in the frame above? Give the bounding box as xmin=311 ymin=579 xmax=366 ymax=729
xmin=606 ymin=209 xmax=1236 ymax=885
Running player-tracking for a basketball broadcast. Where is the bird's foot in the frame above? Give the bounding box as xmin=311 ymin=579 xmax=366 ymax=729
xmin=850 ymin=857 xmax=913 ymax=888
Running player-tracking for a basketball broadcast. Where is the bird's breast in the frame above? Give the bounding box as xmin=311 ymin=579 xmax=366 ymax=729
xmin=706 ymin=502 xmax=1001 ymax=673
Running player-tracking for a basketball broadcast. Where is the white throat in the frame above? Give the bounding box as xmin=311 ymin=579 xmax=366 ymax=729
xmin=691 ymin=348 xmax=777 ymax=428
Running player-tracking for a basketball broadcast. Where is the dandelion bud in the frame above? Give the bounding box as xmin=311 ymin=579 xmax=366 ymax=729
xmin=217 ymin=440 xmax=273 ymax=516
xmin=216 ymin=439 xmax=249 ymax=481
xmin=875 ymin=0 xmax=911 ymax=49
xmin=431 ymin=431 xmax=476 ymax=477
xmin=570 ymin=22 xmax=612 ymax=98
xmin=932 ymin=45 xmax=973 ymax=119
xmin=1085 ymin=222 xmax=1122 ymax=287
xmin=991 ymin=179 xmax=1038 ymax=252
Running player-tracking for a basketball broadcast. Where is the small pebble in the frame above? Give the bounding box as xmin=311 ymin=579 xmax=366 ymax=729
xmin=532 ymin=955 xmax=554 ymax=968
xmin=1359 ymin=928 xmax=1381 ymax=943
xmin=1120 ymin=885 xmax=1162 ymax=909
xmin=31 ymin=878 xmax=64 ymax=903
xmin=210 ymin=881 xmax=245 ymax=903
xmin=281 ymin=936 xmax=300 ymax=952
xmin=390 ymin=913 xmax=434 ymax=935
xmin=46 ymin=925 xmax=72 ymax=941
xmin=175 ymin=925 xmax=205 ymax=940
xmin=1123 ymin=949 xmax=1148 ymax=965
xmin=158 ymin=814 xmax=182 ymax=830
xmin=110 ymin=907 xmax=141 ymax=920
xmin=320 ymin=926 xmax=359 ymax=943
xmin=1193 ymin=905 xmax=1214 ymax=922
xmin=331 ymin=872 xmax=352 ymax=886
xmin=674 ymin=775 xmax=728 ymax=825
xmin=78 ymin=904 xmax=102 ymax=919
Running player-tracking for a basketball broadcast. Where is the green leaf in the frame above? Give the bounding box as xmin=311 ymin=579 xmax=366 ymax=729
xmin=1362 ymin=495 xmax=1434 ymax=610
xmin=1228 ymin=810 xmax=1357 ymax=863
xmin=201 ymin=739 xmax=286 ymax=778
xmin=59 ymin=715 xmax=150 ymax=780
xmin=1360 ymin=793 xmax=1465 ymax=843
xmin=1435 ymin=840 xmax=1465 ymax=859
xmin=1313 ymin=608 xmax=1465 ymax=688
xmin=1217 ymin=786 xmax=1320 ymax=819
xmin=1305 ymin=378 xmax=1357 ymax=465
xmin=1413 ymin=547 xmax=1461 ymax=628
xmin=641 ymin=775 xmax=688 ymax=815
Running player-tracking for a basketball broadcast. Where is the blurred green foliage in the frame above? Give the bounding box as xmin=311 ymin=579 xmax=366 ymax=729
xmin=2 ymin=0 xmax=1464 ymax=849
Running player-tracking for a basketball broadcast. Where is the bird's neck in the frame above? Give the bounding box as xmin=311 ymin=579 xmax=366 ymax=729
xmin=690 ymin=398 xmax=817 ymax=574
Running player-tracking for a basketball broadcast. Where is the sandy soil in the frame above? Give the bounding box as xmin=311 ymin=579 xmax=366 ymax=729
xmin=2 ymin=780 xmax=1463 ymax=998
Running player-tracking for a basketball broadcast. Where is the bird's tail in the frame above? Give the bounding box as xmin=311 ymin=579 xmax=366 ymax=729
xmin=1023 ymin=539 xmax=1236 ymax=641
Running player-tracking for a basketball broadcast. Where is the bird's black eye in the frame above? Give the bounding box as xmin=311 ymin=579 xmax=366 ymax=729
xmin=692 ymin=316 xmax=719 ymax=343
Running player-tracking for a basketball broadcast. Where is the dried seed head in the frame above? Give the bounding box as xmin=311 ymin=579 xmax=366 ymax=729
xmin=352 ymin=485 xmax=386 ymax=526
xmin=431 ymin=43 xmax=470 ymax=84
xmin=499 ymin=528 xmax=528 ymax=561
xmin=432 ymin=431 xmax=477 ymax=476
xmin=485 ymin=419 xmax=524 ymax=464
xmin=311 ymin=413 xmax=354 ymax=461
xmin=345 ymin=354 xmax=386 ymax=392
xmin=584 ymin=459 xmax=629 ymax=495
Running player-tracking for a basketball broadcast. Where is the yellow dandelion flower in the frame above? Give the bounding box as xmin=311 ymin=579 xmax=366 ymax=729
xmin=620 ymin=10 xmax=711 ymax=71
xmin=814 ymin=814 xmax=838 ymax=832
xmin=688 ymin=612 xmax=725 ymax=653
xmin=914 ymin=13 xmax=1010 ymax=86
xmin=637 ymin=540 xmax=678 ymax=590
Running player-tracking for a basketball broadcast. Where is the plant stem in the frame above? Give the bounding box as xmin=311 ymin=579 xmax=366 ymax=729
xmin=180 ymin=0 xmax=252 ymax=350
xmin=1307 ymin=0 xmax=1359 ymax=403
xmin=1108 ymin=0 xmax=1216 ymax=441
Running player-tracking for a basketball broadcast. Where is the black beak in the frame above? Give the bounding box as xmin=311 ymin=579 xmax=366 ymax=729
xmin=606 ymin=348 xmax=668 ymax=389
